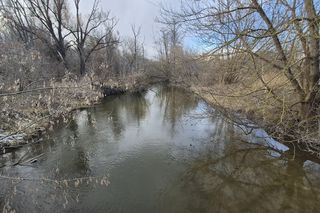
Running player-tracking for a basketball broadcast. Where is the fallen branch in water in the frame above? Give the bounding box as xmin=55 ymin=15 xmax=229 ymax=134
xmin=19 ymin=153 xmax=45 ymax=165
xmin=12 ymin=151 xmax=30 ymax=166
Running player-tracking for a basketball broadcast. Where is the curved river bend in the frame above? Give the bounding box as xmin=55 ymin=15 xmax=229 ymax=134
xmin=1 ymin=85 xmax=320 ymax=213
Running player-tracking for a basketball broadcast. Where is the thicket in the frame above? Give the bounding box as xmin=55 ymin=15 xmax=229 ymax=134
xmin=158 ymin=0 xmax=320 ymax=155
xmin=0 ymin=0 xmax=154 ymax=140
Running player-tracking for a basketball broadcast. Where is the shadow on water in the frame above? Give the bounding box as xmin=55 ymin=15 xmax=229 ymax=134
xmin=0 ymin=84 xmax=320 ymax=213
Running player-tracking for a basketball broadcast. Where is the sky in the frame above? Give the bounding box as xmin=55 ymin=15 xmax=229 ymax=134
xmin=80 ymin=0 xmax=184 ymax=58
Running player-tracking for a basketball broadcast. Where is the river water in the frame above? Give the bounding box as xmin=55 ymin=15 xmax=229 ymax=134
xmin=1 ymin=85 xmax=320 ymax=213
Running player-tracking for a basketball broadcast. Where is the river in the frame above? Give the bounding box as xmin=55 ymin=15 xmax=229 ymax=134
xmin=1 ymin=85 xmax=320 ymax=213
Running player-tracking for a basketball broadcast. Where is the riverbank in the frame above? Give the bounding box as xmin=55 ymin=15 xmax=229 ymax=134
xmin=0 ymin=74 xmax=149 ymax=154
xmin=183 ymin=78 xmax=320 ymax=157
xmin=4 ymin=84 xmax=319 ymax=213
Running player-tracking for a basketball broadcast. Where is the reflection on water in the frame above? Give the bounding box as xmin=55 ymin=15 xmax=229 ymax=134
xmin=157 ymin=86 xmax=197 ymax=133
xmin=1 ymin=84 xmax=320 ymax=213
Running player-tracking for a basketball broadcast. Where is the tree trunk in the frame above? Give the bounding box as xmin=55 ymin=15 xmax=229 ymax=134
xmin=300 ymin=0 xmax=320 ymax=122
xmin=300 ymin=96 xmax=317 ymax=121
xmin=57 ymin=46 xmax=68 ymax=70
xmin=80 ymin=57 xmax=86 ymax=75
xmin=304 ymin=0 xmax=320 ymax=91
xmin=79 ymin=52 xmax=86 ymax=75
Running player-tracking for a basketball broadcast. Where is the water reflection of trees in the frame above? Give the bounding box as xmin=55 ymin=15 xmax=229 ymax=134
xmin=70 ymin=86 xmax=197 ymax=139
xmin=157 ymin=86 xmax=198 ymax=131
xmin=93 ymin=92 xmax=149 ymax=139
xmin=176 ymin=142 xmax=320 ymax=212
xmin=155 ymin=113 xmax=320 ymax=213
xmin=123 ymin=92 xmax=149 ymax=124
xmin=53 ymin=118 xmax=91 ymax=176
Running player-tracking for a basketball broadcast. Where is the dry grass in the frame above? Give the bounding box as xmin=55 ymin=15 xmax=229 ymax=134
xmin=0 ymin=76 xmax=102 ymax=137
xmin=191 ymin=71 xmax=300 ymax=128
xmin=0 ymin=73 xmax=147 ymax=148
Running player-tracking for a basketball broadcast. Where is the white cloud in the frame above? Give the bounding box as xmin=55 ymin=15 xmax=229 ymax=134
xmin=79 ymin=0 xmax=180 ymax=58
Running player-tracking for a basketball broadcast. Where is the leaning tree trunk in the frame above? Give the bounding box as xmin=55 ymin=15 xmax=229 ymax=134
xmin=300 ymin=0 xmax=320 ymax=122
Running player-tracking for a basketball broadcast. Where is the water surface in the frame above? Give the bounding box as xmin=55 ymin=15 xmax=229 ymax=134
xmin=1 ymin=85 xmax=320 ymax=213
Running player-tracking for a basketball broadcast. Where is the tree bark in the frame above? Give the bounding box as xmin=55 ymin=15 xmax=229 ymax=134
xmin=300 ymin=0 xmax=320 ymax=121
xmin=79 ymin=52 xmax=86 ymax=75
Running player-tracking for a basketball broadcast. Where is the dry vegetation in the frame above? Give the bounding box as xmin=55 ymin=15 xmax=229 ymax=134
xmin=1 ymin=76 xmax=101 ymax=135
xmin=158 ymin=0 xmax=320 ymax=155
xmin=0 ymin=0 xmax=319 ymax=158
xmin=185 ymin=56 xmax=320 ymax=155
xmin=0 ymin=0 xmax=152 ymax=151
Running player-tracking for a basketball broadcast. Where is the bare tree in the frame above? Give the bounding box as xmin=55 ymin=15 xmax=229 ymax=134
xmin=1 ymin=0 xmax=71 ymax=67
xmin=0 ymin=0 xmax=34 ymax=44
xmin=120 ymin=24 xmax=145 ymax=77
xmin=156 ymin=16 xmax=184 ymax=79
xmin=69 ymin=0 xmax=118 ymax=75
xmin=163 ymin=0 xmax=320 ymax=122
xmin=131 ymin=24 xmax=141 ymax=73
